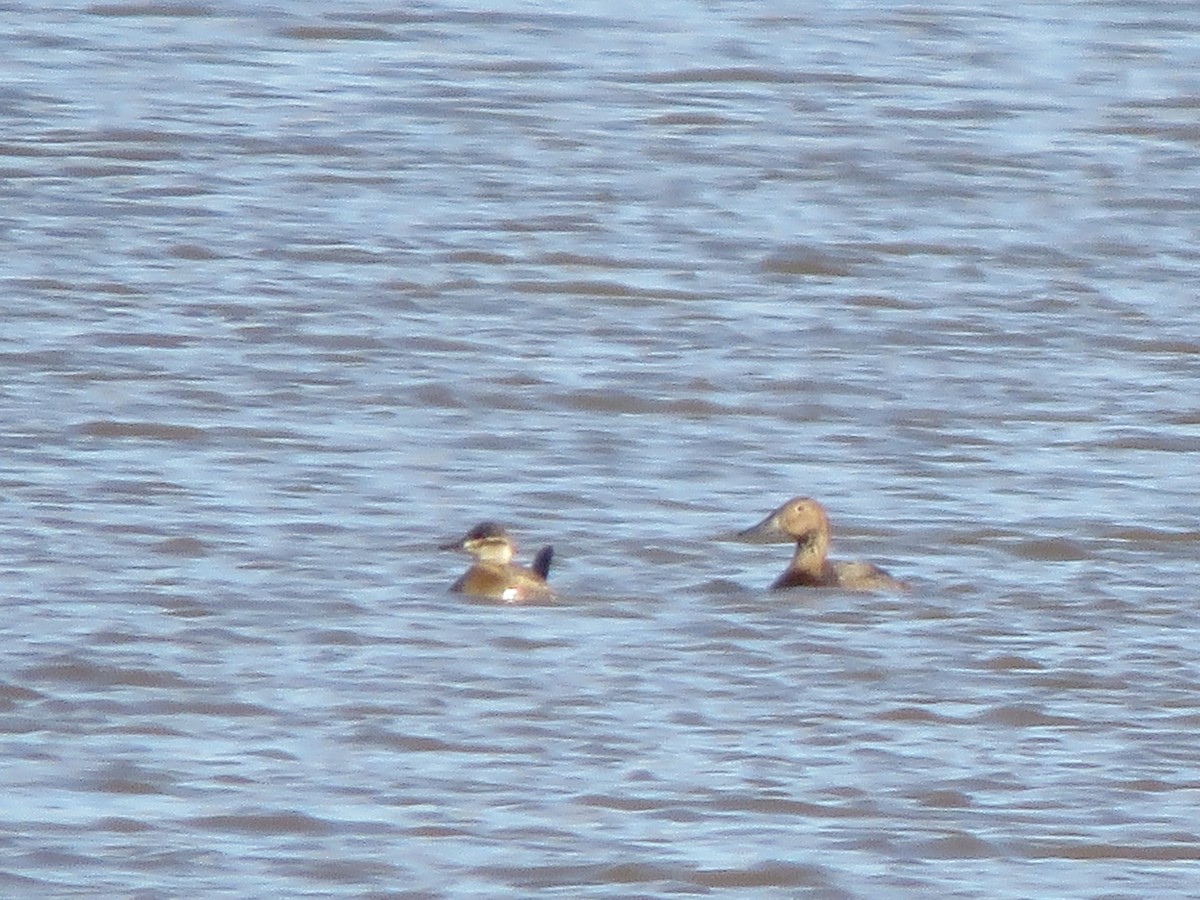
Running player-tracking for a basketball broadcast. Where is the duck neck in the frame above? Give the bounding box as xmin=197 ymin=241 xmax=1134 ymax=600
xmin=791 ymin=529 xmax=830 ymax=578
xmin=475 ymin=543 xmax=514 ymax=566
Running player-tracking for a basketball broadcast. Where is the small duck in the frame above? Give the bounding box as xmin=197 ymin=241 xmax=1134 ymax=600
xmin=736 ymin=496 xmax=908 ymax=592
xmin=439 ymin=521 xmax=555 ymax=603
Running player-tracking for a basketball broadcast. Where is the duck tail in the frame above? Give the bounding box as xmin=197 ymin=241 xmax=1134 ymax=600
xmin=531 ymin=545 xmax=554 ymax=580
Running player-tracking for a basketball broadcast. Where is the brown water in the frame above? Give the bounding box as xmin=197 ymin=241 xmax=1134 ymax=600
xmin=4 ymin=1 xmax=1200 ymax=896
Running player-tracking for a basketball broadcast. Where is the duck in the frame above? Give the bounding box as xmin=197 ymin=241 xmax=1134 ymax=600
xmin=735 ymin=496 xmax=908 ymax=591
xmin=439 ymin=521 xmax=555 ymax=603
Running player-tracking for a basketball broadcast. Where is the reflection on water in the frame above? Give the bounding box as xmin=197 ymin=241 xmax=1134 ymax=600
xmin=3 ymin=0 xmax=1200 ymax=896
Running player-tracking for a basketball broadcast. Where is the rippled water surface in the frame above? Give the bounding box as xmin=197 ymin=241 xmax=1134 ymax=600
xmin=4 ymin=1 xmax=1200 ymax=896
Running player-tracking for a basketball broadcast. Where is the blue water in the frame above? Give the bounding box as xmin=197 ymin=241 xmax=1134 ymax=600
xmin=3 ymin=1 xmax=1200 ymax=896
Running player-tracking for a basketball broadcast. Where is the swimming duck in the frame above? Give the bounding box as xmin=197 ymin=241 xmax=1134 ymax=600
xmin=736 ymin=496 xmax=908 ymax=591
xmin=439 ymin=521 xmax=555 ymax=603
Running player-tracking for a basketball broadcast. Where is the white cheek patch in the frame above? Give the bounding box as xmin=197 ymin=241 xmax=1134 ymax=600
xmin=501 ymin=587 xmax=520 ymax=602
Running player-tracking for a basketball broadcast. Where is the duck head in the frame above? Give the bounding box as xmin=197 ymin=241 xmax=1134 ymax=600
xmin=439 ymin=521 xmax=516 ymax=565
xmin=735 ymin=496 xmax=831 ymax=546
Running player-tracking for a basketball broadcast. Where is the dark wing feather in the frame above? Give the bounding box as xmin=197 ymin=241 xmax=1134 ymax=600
xmin=531 ymin=545 xmax=554 ymax=580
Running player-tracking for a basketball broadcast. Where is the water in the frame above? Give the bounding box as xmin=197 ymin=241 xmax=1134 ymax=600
xmin=3 ymin=1 xmax=1200 ymax=896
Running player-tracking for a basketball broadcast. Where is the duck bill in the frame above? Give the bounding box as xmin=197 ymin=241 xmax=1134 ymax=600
xmin=734 ymin=512 xmax=792 ymax=544
xmin=438 ymin=536 xmax=466 ymax=551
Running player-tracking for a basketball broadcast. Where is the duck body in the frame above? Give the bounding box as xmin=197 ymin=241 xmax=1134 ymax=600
xmin=440 ymin=521 xmax=555 ymax=603
xmin=737 ymin=496 xmax=907 ymax=592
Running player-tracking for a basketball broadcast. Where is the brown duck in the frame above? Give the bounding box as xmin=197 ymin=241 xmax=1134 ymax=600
xmin=440 ymin=521 xmax=555 ymax=603
xmin=737 ymin=496 xmax=908 ymax=592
